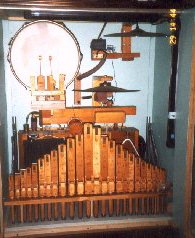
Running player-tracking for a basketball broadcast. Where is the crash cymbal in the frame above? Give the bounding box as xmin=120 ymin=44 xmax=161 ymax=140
xmin=104 ymin=23 xmax=168 ymax=38
xmin=73 ymin=81 xmax=140 ymax=93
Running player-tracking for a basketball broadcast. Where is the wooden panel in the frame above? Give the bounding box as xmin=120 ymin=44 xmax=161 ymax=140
xmin=74 ymin=77 xmax=81 ymax=105
xmin=67 ymin=138 xmax=76 ymax=196
xmin=38 ymin=159 xmax=45 ymax=197
xmin=128 ymin=153 xmax=135 ymax=192
xmin=8 ymin=175 xmax=14 ymax=200
xmin=26 ymin=167 xmax=32 ymax=198
xmin=31 ymin=163 xmax=38 ymax=198
xmin=67 ymin=138 xmax=76 ymax=182
xmin=58 ymin=144 xmax=67 ymax=197
xmin=95 ymin=111 xmax=126 ymax=123
xmin=93 ymin=126 xmax=101 ymax=179
xmin=39 ymin=106 xmax=136 ymax=125
xmin=135 ymin=157 xmax=141 ymax=193
xmin=58 ymin=144 xmax=67 ymax=183
xmin=141 ymin=160 xmax=147 ymax=192
xmin=100 ymin=136 xmax=108 ymax=180
xmin=108 ymin=140 xmax=115 ymax=180
xmin=84 ymin=123 xmax=93 ymax=181
xmin=75 ymin=135 xmax=84 ymax=181
xmin=44 ymin=154 xmax=51 ymax=197
xmin=20 ymin=169 xmax=27 ymax=198
xmin=121 ymin=23 xmax=132 ymax=61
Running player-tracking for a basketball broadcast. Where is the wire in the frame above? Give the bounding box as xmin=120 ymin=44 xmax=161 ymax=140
xmin=122 ymin=138 xmax=140 ymax=157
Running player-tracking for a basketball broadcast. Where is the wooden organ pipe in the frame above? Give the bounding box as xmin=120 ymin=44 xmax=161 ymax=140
xmin=7 ymin=123 xmax=167 ymax=224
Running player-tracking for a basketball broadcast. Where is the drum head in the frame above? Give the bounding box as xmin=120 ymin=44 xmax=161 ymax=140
xmin=8 ymin=20 xmax=82 ymax=89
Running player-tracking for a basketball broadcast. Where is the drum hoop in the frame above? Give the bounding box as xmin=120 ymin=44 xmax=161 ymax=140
xmin=7 ymin=20 xmax=82 ymax=90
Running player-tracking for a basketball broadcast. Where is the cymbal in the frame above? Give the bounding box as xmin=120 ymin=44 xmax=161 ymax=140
xmin=104 ymin=24 xmax=168 ymax=38
xmin=73 ymin=82 xmax=140 ymax=93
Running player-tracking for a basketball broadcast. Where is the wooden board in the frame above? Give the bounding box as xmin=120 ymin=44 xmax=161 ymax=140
xmin=100 ymin=136 xmax=108 ymax=180
xmin=75 ymin=135 xmax=84 ymax=182
xmin=31 ymin=163 xmax=38 ymax=198
xmin=58 ymin=144 xmax=67 ymax=183
xmin=128 ymin=153 xmax=135 ymax=193
xmin=135 ymin=157 xmax=141 ymax=193
xmin=93 ymin=127 xmax=101 ymax=179
xmin=58 ymin=144 xmax=67 ymax=195
xmin=67 ymin=138 xmax=76 ymax=196
xmin=95 ymin=111 xmax=126 ymax=123
xmin=38 ymin=159 xmax=45 ymax=197
xmin=84 ymin=123 xmax=93 ymax=181
xmin=39 ymin=106 xmax=136 ymax=125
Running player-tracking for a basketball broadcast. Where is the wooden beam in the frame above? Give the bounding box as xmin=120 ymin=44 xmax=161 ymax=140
xmin=39 ymin=106 xmax=136 ymax=125
xmin=4 ymin=216 xmax=174 ymax=238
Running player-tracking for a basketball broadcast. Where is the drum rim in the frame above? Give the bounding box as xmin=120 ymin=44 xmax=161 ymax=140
xmin=7 ymin=20 xmax=82 ymax=89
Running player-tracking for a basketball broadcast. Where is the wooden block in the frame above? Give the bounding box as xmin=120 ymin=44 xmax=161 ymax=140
xmin=77 ymin=181 xmax=84 ymax=195
xmin=95 ymin=111 xmax=126 ymax=123
xmin=94 ymin=180 xmax=101 ymax=194
xmin=75 ymin=135 xmax=84 ymax=182
xmin=50 ymin=150 xmax=59 ymax=197
xmin=67 ymin=138 xmax=76 ymax=182
xmin=84 ymin=123 xmax=93 ymax=180
xmin=135 ymin=157 xmax=141 ymax=192
xmin=31 ymin=163 xmax=38 ymax=198
xmin=38 ymin=158 xmax=45 ymax=197
xmin=37 ymin=75 xmax=45 ymax=90
xmin=74 ymin=76 xmax=81 ymax=105
xmin=100 ymin=136 xmax=108 ymax=180
xmin=128 ymin=153 xmax=135 ymax=192
xmin=26 ymin=167 xmax=32 ymax=198
xmin=85 ymin=180 xmax=94 ymax=195
xmin=39 ymin=106 xmax=136 ymax=125
xmin=116 ymin=181 xmax=123 ymax=193
xmin=47 ymin=75 xmax=55 ymax=91
xmin=59 ymin=74 xmax=65 ymax=91
xmin=93 ymin=126 xmax=101 ymax=179
xmin=108 ymin=181 xmax=115 ymax=194
xmin=30 ymin=76 xmax=36 ymax=91
xmin=14 ymin=173 xmax=20 ymax=199
xmin=141 ymin=160 xmax=147 ymax=192
xmin=146 ymin=163 xmax=153 ymax=192
xmin=116 ymin=145 xmax=124 ymax=181
xmin=58 ymin=144 xmax=67 ymax=183
xmin=44 ymin=154 xmax=51 ymax=185
xmin=59 ymin=183 xmax=66 ymax=197
xmin=101 ymin=181 xmax=108 ymax=194
xmin=108 ymin=140 xmax=115 ymax=181
xmin=20 ymin=169 xmax=27 ymax=198
xmin=51 ymin=150 xmax=58 ymax=184
xmin=8 ymin=175 xmax=14 ymax=200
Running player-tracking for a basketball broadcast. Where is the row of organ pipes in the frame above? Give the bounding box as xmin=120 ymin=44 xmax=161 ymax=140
xmin=7 ymin=123 xmax=167 ymax=223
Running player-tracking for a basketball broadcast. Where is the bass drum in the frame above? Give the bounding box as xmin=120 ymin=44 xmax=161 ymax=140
xmin=7 ymin=20 xmax=82 ymax=89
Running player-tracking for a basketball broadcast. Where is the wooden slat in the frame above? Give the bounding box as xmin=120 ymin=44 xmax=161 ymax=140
xmin=39 ymin=106 xmax=136 ymax=125
xmin=58 ymin=144 xmax=67 ymax=197
xmin=93 ymin=127 xmax=101 ymax=179
xmin=51 ymin=150 xmax=58 ymax=197
xmin=4 ymin=193 xmax=166 ymax=206
xmin=95 ymin=111 xmax=126 ymax=123
xmin=84 ymin=123 xmax=93 ymax=182
xmin=75 ymin=135 xmax=84 ymax=182
xmin=67 ymin=138 xmax=76 ymax=196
